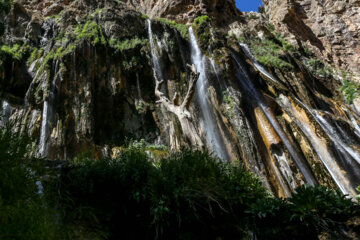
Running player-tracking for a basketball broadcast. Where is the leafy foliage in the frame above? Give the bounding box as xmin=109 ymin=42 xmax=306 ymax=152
xmin=340 ymin=79 xmax=360 ymax=103
xmin=1 ymin=44 xmax=31 ymax=61
xmin=193 ymin=15 xmax=211 ymax=29
xmin=156 ymin=18 xmax=189 ymax=39
xmin=109 ymin=36 xmax=148 ymax=52
xmin=74 ymin=20 xmax=106 ymax=46
xmin=0 ymin=124 xmax=358 ymax=239
xmin=0 ymin=123 xmax=59 ymax=240
xmin=249 ymin=38 xmax=294 ymax=70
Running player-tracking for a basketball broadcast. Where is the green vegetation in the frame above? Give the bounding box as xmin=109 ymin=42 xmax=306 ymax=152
xmin=249 ymin=38 xmax=294 ymax=70
xmin=339 ymin=79 xmax=360 ymax=103
xmin=135 ymin=100 xmax=146 ymax=113
xmin=1 ymin=44 xmax=30 ymax=61
xmin=223 ymin=90 xmax=236 ymax=119
xmin=121 ymin=55 xmax=141 ymax=71
xmin=141 ymin=13 xmax=149 ymax=20
xmin=156 ymin=18 xmax=188 ymax=39
xmin=109 ymin=37 xmax=148 ymax=52
xmin=0 ymin=124 xmax=59 ymax=240
xmin=74 ymin=20 xmax=106 ymax=46
xmin=307 ymin=58 xmax=333 ymax=79
xmin=248 ymin=14 xmax=260 ymax=20
xmin=1 ymin=122 xmax=358 ymax=239
xmin=237 ymin=23 xmax=296 ymax=71
xmin=193 ymin=15 xmax=211 ymax=29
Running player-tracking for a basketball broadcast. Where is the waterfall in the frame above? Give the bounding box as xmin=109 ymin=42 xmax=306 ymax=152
xmin=147 ymin=19 xmax=163 ymax=81
xmin=239 ymin=43 xmax=279 ymax=83
xmin=39 ymin=61 xmax=58 ymax=157
xmin=209 ymin=57 xmax=224 ymax=89
xmin=238 ymin=43 xmax=360 ymax=194
xmin=314 ymin=111 xmax=360 ymax=164
xmin=278 ymin=95 xmax=357 ymax=196
xmin=136 ymin=73 xmax=142 ymax=100
xmin=189 ymin=27 xmax=229 ymax=161
xmin=0 ymin=100 xmax=11 ymax=127
xmin=232 ymin=53 xmax=318 ymax=186
xmin=344 ymin=108 xmax=360 ymax=137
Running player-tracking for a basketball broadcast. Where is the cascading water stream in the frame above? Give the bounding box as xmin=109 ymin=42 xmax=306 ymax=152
xmin=189 ymin=27 xmax=229 ymax=161
xmin=0 ymin=100 xmax=11 ymax=127
xmin=136 ymin=73 xmax=142 ymax=100
xmin=278 ymin=95 xmax=357 ymax=196
xmin=343 ymin=108 xmax=360 ymax=137
xmin=39 ymin=61 xmax=58 ymax=157
xmin=232 ymin=53 xmax=318 ymax=186
xmin=147 ymin=19 xmax=164 ymax=81
xmin=238 ymin=43 xmax=358 ymax=194
xmin=240 ymin=43 xmax=280 ymax=84
xmin=209 ymin=57 xmax=225 ymax=89
xmin=314 ymin=111 xmax=360 ymax=164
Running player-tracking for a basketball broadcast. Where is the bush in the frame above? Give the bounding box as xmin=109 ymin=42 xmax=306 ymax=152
xmin=60 ymin=149 xmax=267 ymax=239
xmin=0 ymin=125 xmax=358 ymax=239
xmin=250 ymin=39 xmax=294 ymax=70
xmin=1 ymin=44 xmax=30 ymax=61
xmin=251 ymin=185 xmax=359 ymax=239
xmin=0 ymin=123 xmax=59 ymax=240
xmin=156 ymin=18 xmax=189 ymax=39
xmin=340 ymin=80 xmax=360 ymax=103
xmin=193 ymin=15 xmax=211 ymax=28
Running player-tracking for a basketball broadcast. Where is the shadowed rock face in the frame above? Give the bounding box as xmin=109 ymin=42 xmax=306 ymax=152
xmin=1 ymin=0 xmax=360 ymax=199
xmin=263 ymin=0 xmax=360 ymax=80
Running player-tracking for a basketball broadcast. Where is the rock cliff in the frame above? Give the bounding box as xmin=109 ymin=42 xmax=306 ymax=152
xmin=1 ymin=0 xmax=360 ymax=198
xmin=263 ymin=0 xmax=360 ymax=80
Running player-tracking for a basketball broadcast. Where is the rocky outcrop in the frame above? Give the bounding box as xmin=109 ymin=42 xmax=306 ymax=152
xmin=263 ymin=0 xmax=360 ymax=80
xmin=124 ymin=0 xmax=242 ymax=25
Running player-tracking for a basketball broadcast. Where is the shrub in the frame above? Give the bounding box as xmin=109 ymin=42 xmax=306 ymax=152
xmin=1 ymin=44 xmax=30 ymax=61
xmin=340 ymin=80 xmax=360 ymax=103
xmin=74 ymin=20 xmax=106 ymax=45
xmin=248 ymin=14 xmax=259 ymax=20
xmin=0 ymin=123 xmax=59 ymax=240
xmin=250 ymin=39 xmax=294 ymax=70
xmin=193 ymin=15 xmax=211 ymax=28
xmin=109 ymin=36 xmax=148 ymax=52
xmin=0 ymin=125 xmax=358 ymax=239
xmin=252 ymin=185 xmax=359 ymax=239
xmin=60 ymin=149 xmax=267 ymax=239
xmin=156 ymin=18 xmax=188 ymax=39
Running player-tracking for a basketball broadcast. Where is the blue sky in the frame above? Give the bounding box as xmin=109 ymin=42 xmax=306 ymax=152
xmin=235 ymin=0 xmax=263 ymax=12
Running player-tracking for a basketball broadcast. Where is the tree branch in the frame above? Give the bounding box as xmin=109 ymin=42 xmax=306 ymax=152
xmin=181 ymin=64 xmax=200 ymax=110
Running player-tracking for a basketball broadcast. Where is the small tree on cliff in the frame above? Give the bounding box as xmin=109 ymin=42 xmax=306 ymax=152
xmin=154 ymin=64 xmax=204 ymax=149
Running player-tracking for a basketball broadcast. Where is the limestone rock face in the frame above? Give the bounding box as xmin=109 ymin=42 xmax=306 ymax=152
xmin=263 ymin=0 xmax=360 ymax=79
xmin=125 ymin=0 xmax=242 ymax=25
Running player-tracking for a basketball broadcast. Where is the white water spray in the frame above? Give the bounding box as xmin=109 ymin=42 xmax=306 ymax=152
xmin=232 ymin=53 xmax=317 ymax=186
xmin=278 ymin=96 xmax=356 ymax=196
xmin=0 ymin=100 xmax=11 ymax=127
xmin=240 ymin=43 xmax=279 ymax=84
xmin=189 ymin=27 xmax=229 ymax=161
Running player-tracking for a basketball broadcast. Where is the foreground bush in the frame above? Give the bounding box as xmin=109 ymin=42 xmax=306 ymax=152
xmin=0 ymin=125 xmax=358 ymax=239
xmin=60 ymin=147 xmax=359 ymax=239
xmin=60 ymin=149 xmax=267 ymax=239
xmin=0 ymin=125 xmax=59 ymax=240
